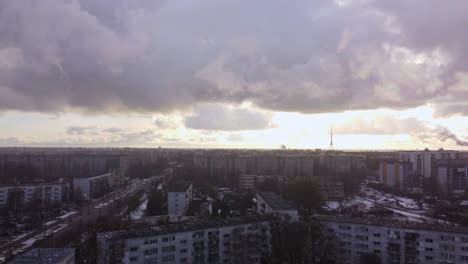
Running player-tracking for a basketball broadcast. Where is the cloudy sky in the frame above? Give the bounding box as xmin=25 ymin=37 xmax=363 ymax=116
xmin=0 ymin=0 xmax=468 ymax=149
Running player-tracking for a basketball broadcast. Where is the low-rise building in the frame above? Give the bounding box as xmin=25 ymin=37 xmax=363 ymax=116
xmin=97 ymin=216 xmax=270 ymax=264
xmin=239 ymin=174 xmax=266 ymax=190
xmin=320 ymin=181 xmax=344 ymax=201
xmin=11 ymin=248 xmax=75 ymax=264
xmin=0 ymin=182 xmax=70 ymax=208
xmin=318 ymin=214 xmax=468 ymax=264
xmin=256 ymin=192 xmax=298 ymax=221
xmin=73 ymin=172 xmax=113 ymax=201
xmin=167 ymin=182 xmax=192 ymax=220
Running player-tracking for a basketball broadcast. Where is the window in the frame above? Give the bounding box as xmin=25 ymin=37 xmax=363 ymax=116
xmin=425 ymin=238 xmax=433 ymax=243
xmin=180 ymin=240 xmax=187 ymax=244
xmin=162 ymin=255 xmax=175 ymax=262
xmin=162 ymin=237 xmax=175 ymax=242
xmin=441 ymin=235 xmax=455 ymax=242
xmin=144 ymin=258 xmax=158 ymax=264
xmin=130 ymin=256 xmax=138 ymax=262
xmin=181 ymin=248 xmax=188 ymax=253
xmin=162 ymin=246 xmax=176 ymax=253
xmin=144 ymin=248 xmax=158 ymax=256
xmin=130 ymin=247 xmax=138 ymax=252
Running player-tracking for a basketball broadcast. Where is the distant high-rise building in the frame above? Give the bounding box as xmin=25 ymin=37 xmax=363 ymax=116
xmin=379 ymin=161 xmax=415 ymax=189
xmin=398 ymin=149 xmax=458 ymax=178
xmin=435 ymin=159 xmax=468 ymax=197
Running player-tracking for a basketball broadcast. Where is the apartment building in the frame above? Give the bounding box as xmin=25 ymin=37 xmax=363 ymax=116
xmin=73 ymin=172 xmax=113 ymax=200
xmin=97 ymin=216 xmax=271 ymax=264
xmin=398 ymin=149 xmax=458 ymax=178
xmin=435 ymin=159 xmax=468 ymax=197
xmin=0 ymin=182 xmax=70 ymax=208
xmin=11 ymin=248 xmax=75 ymax=264
xmin=318 ymin=215 xmax=468 ymax=264
xmin=319 ymin=181 xmax=345 ymax=201
xmin=256 ymin=192 xmax=298 ymax=221
xmin=379 ymin=161 xmax=415 ymax=189
xmin=319 ymin=154 xmax=366 ymax=173
xmin=167 ymin=182 xmax=192 ymax=219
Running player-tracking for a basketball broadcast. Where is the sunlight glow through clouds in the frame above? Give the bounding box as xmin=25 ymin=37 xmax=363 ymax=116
xmin=0 ymin=104 xmax=467 ymax=149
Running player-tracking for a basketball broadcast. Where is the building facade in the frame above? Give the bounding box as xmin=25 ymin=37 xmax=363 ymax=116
xmin=319 ymin=215 xmax=468 ymax=264
xmin=97 ymin=216 xmax=270 ymax=264
xmin=319 ymin=181 xmax=345 ymax=200
xmin=398 ymin=149 xmax=458 ymax=179
xmin=73 ymin=172 xmax=113 ymax=201
xmin=435 ymin=159 xmax=468 ymax=197
xmin=256 ymin=192 xmax=298 ymax=222
xmin=11 ymin=248 xmax=75 ymax=264
xmin=379 ymin=161 xmax=414 ymax=189
xmin=0 ymin=182 xmax=70 ymax=208
xmin=167 ymin=183 xmax=193 ymax=219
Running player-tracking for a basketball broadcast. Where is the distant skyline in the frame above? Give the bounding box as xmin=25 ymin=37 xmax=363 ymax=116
xmin=1 ymin=0 xmax=468 ymax=149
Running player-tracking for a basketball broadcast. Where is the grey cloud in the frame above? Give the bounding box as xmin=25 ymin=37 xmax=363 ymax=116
xmin=154 ymin=117 xmax=177 ymax=129
xmin=0 ymin=137 xmax=20 ymax=146
xmin=102 ymin=127 xmax=124 ymax=133
xmin=66 ymin=126 xmax=97 ymax=135
xmin=185 ymin=104 xmax=272 ymax=131
xmin=334 ymin=115 xmax=427 ymax=135
xmin=0 ymin=0 xmax=467 ymax=115
xmin=437 ymin=127 xmax=468 ymax=147
xmin=334 ymin=114 xmax=468 ymax=146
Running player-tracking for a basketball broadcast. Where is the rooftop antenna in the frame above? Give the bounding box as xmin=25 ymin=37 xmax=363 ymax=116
xmin=329 ymin=127 xmax=334 ymax=151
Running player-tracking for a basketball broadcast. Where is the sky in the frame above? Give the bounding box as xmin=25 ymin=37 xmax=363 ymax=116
xmin=0 ymin=0 xmax=468 ymax=149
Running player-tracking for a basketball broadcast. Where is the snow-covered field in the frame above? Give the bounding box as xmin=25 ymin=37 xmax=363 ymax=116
xmin=325 ymin=184 xmax=445 ymax=223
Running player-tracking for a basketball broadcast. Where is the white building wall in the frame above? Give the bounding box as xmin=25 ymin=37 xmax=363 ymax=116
xmin=325 ymin=220 xmax=468 ymax=264
xmin=97 ymin=220 xmax=269 ymax=264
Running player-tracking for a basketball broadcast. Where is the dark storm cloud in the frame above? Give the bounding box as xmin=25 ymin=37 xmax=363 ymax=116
xmin=185 ymin=104 xmax=272 ymax=131
xmin=0 ymin=0 xmax=467 ymax=115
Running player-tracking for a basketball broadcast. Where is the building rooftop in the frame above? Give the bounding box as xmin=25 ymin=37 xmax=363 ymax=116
xmin=257 ymin=192 xmax=296 ymax=211
xmin=11 ymin=248 xmax=75 ymax=264
xmin=168 ymin=182 xmax=192 ymax=192
xmin=98 ymin=216 xmax=271 ymax=241
xmin=315 ymin=214 xmax=468 ymax=235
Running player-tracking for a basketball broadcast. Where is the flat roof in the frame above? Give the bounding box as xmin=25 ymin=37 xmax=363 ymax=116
xmin=168 ymin=182 xmax=192 ymax=192
xmin=257 ymin=192 xmax=296 ymax=211
xmin=98 ymin=216 xmax=271 ymax=241
xmin=315 ymin=215 xmax=468 ymax=235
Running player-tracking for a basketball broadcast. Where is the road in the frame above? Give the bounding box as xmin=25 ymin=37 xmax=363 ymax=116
xmin=0 ymin=169 xmax=172 ymax=261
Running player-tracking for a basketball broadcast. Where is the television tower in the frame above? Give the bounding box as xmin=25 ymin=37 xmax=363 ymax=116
xmin=329 ymin=128 xmax=334 ymax=150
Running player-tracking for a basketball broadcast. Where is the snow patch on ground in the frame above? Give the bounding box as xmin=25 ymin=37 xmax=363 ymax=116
xmin=130 ymin=195 xmax=148 ymax=220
